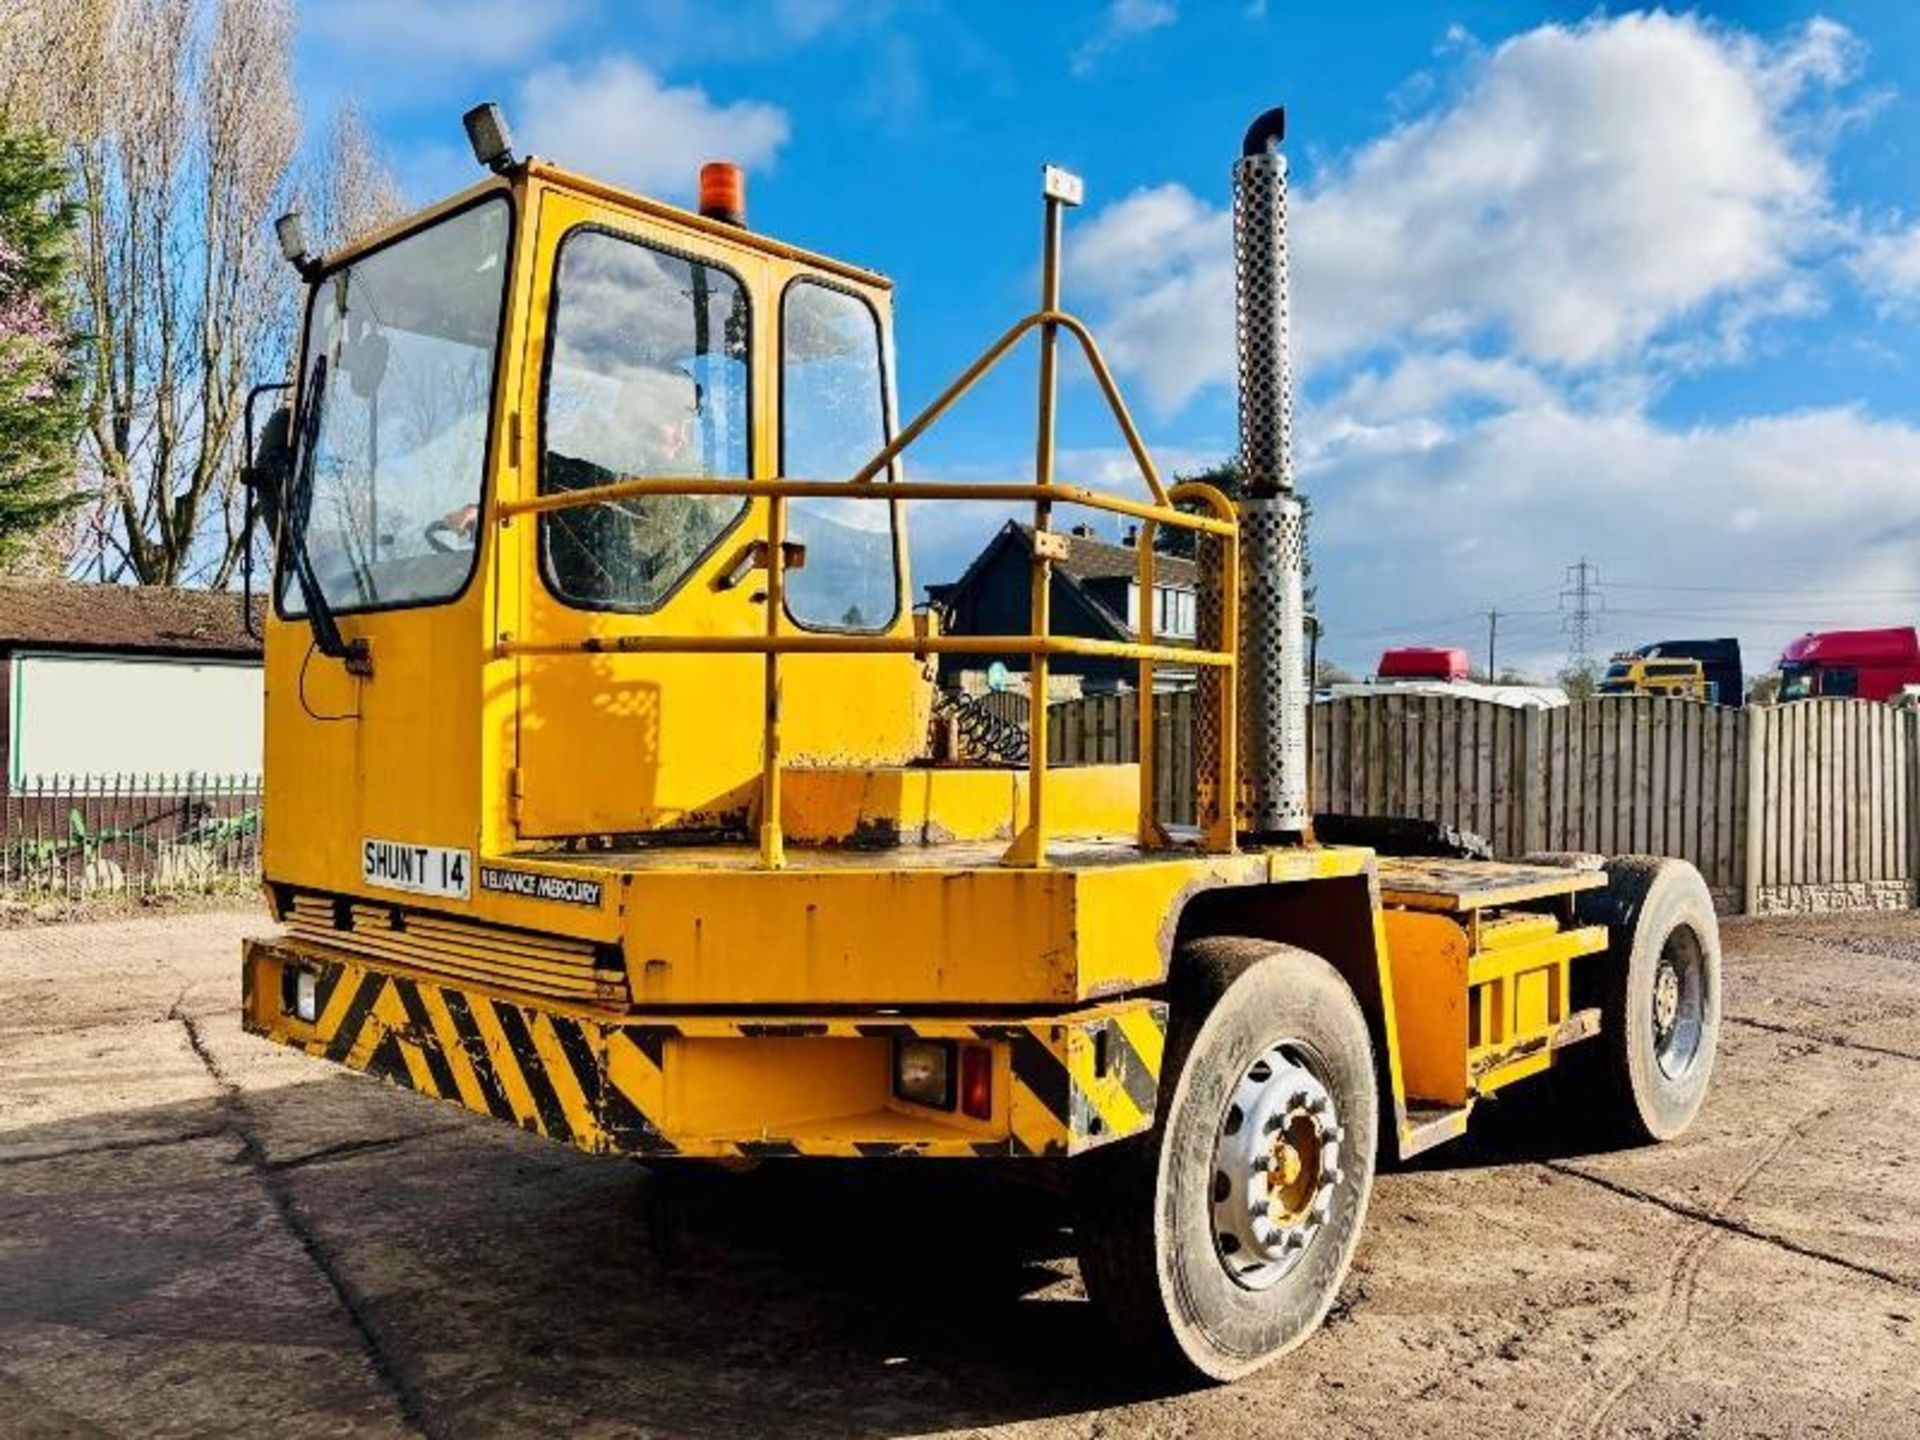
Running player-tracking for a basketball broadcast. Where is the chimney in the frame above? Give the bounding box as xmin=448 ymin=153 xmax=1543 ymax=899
xmin=1122 ymin=524 xmax=1138 ymax=548
xmin=1070 ymin=523 xmax=1093 ymax=539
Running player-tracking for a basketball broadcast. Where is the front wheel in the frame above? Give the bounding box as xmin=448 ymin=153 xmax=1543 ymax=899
xmin=1074 ymin=938 xmax=1377 ymax=1381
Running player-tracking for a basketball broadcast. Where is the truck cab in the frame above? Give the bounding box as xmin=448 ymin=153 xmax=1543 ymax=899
xmin=1598 ymin=654 xmax=1710 ymax=701
xmin=269 ymin=164 xmax=928 ymax=873
xmin=1377 ymin=645 xmax=1469 ymax=683
xmin=1778 ymin=627 xmax=1920 ymax=702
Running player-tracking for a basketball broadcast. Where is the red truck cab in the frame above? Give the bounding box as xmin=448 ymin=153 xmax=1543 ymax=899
xmin=1778 ymin=627 xmax=1920 ymax=702
xmin=1378 ymin=646 xmax=1470 ymax=682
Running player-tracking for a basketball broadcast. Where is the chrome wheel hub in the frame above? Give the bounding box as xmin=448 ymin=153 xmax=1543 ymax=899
xmin=1210 ymin=1041 xmax=1343 ymax=1291
xmin=1653 ymin=963 xmax=1681 ymax=1037
xmin=1652 ymin=928 xmax=1707 ymax=1080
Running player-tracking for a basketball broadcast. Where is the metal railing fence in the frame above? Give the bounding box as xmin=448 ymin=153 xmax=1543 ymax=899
xmin=0 ymin=773 xmax=261 ymax=898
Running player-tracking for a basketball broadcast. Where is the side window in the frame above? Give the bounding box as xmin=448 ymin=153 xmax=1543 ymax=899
xmin=540 ymin=230 xmax=750 ymax=611
xmin=781 ymin=281 xmax=898 ymax=631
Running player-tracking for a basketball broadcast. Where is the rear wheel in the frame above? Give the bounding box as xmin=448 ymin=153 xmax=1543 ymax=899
xmin=1074 ymin=938 xmax=1377 ymax=1381
xmin=1566 ymin=856 xmax=1722 ymax=1143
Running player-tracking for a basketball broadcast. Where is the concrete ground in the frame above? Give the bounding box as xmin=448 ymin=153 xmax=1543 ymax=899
xmin=1 ymin=907 xmax=1915 ymax=1439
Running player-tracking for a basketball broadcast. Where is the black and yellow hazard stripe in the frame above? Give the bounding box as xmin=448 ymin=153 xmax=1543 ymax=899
xmin=996 ymin=1002 xmax=1169 ymax=1155
xmin=244 ymin=939 xmax=1166 ymax=1160
xmin=252 ymin=942 xmax=676 ymax=1156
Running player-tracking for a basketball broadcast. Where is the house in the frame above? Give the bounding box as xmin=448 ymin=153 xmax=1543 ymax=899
xmin=0 ymin=582 xmax=263 ymax=789
xmin=926 ymin=521 xmax=1198 ymax=694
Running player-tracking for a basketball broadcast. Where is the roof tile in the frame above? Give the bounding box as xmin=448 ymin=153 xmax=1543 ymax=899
xmin=0 ymin=582 xmax=262 ymax=657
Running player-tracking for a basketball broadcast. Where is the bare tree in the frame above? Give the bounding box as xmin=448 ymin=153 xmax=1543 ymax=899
xmin=4 ymin=0 xmax=408 ymax=589
xmin=0 ymin=1 xmax=111 ymax=130
xmin=311 ymin=103 xmax=407 ymax=253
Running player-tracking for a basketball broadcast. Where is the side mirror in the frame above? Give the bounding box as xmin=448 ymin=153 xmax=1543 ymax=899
xmin=245 ymin=402 xmax=293 ymax=541
xmin=240 ymin=381 xmax=294 ymax=641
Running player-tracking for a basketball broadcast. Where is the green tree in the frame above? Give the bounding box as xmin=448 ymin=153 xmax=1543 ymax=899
xmin=0 ymin=121 xmax=83 ymax=569
xmin=1558 ymin=662 xmax=1598 ymax=701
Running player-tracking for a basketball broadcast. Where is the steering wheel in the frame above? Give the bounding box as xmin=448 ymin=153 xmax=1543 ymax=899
xmin=423 ymin=519 xmax=474 ymax=554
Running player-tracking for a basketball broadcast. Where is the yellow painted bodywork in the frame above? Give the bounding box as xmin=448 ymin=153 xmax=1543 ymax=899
xmin=253 ymin=159 xmax=1613 ymax=1167
xmin=779 ymin=762 xmax=1142 ymax=846
xmin=1381 ymin=905 xmax=1607 ymax=1111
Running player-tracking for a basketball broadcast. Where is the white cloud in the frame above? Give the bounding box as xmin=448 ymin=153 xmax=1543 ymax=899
xmin=915 ymin=12 xmax=1920 ymax=679
xmin=1070 ymin=12 xmax=1858 ymax=411
xmin=1072 ymin=0 xmax=1177 ymax=75
xmin=1307 ymin=402 xmax=1920 ymax=677
xmin=304 ymin=0 xmax=580 ymax=71
xmin=1854 ymin=222 xmax=1920 ymax=307
xmin=516 ymin=58 xmax=790 ymax=201
xmin=1322 ymin=351 xmax=1555 ymax=426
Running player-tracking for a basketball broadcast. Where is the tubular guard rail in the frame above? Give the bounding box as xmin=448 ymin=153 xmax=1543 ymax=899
xmin=493 ymin=305 xmax=1240 ymax=869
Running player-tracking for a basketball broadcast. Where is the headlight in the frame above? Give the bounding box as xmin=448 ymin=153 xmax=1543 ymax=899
xmin=893 ymin=1038 xmax=954 ymax=1109
xmin=284 ymin=967 xmax=318 ymax=1023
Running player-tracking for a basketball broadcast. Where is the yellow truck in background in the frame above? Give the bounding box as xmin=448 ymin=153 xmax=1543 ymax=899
xmin=238 ymin=102 xmax=1722 ymax=1380
xmin=1598 ymin=653 xmax=1710 ymax=701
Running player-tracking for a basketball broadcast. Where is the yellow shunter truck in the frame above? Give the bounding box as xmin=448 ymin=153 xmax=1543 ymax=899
xmin=240 ymin=103 xmax=1721 ymax=1379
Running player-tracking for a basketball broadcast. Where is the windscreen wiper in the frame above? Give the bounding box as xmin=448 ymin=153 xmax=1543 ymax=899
xmin=283 ymin=358 xmax=370 ymax=674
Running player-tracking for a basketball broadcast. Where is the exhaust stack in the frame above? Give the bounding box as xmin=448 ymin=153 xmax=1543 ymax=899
xmin=1233 ymin=107 xmax=1309 ymax=838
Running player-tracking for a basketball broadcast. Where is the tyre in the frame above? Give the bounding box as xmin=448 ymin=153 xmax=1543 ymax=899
xmin=1074 ymin=938 xmax=1377 ymax=1381
xmin=1565 ymin=856 xmax=1722 ymax=1144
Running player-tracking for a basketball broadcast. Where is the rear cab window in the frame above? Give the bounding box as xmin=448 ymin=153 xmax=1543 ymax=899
xmin=780 ymin=279 xmax=899 ymax=632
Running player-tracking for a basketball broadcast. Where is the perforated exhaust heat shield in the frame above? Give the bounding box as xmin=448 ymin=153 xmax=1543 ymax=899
xmin=1233 ymin=111 xmax=1309 ymax=838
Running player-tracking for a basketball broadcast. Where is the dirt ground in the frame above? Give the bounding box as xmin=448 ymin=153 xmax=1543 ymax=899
xmin=1 ymin=908 xmax=1915 ymax=1438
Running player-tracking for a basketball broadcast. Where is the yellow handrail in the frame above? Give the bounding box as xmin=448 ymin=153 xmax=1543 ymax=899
xmin=497 ymin=634 xmax=1235 ymax=664
xmin=497 ymin=305 xmax=1239 ymax=870
xmin=497 ymin=477 xmax=1233 ymax=534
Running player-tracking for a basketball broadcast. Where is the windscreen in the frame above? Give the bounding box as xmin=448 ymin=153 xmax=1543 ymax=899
xmin=283 ymin=198 xmax=510 ymax=615
xmin=781 ymin=281 xmax=898 ymax=631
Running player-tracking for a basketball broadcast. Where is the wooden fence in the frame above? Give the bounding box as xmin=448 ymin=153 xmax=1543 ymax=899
xmin=1045 ymin=691 xmax=1198 ymax=826
xmin=1046 ymin=691 xmax=1917 ymax=914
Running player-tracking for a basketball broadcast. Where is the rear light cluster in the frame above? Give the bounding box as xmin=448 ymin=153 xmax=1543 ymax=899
xmin=893 ymin=1039 xmax=994 ymax=1120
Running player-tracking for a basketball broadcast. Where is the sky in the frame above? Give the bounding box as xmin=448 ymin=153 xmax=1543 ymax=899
xmin=298 ymin=0 xmax=1920 ymax=681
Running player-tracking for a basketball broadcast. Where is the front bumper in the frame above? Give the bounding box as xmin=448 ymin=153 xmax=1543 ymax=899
xmin=243 ymin=938 xmax=1166 ymax=1159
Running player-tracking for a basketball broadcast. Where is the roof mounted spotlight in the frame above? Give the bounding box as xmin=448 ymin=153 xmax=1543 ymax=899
xmin=462 ymin=102 xmax=517 ymax=173
xmin=274 ymin=210 xmax=319 ymax=280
